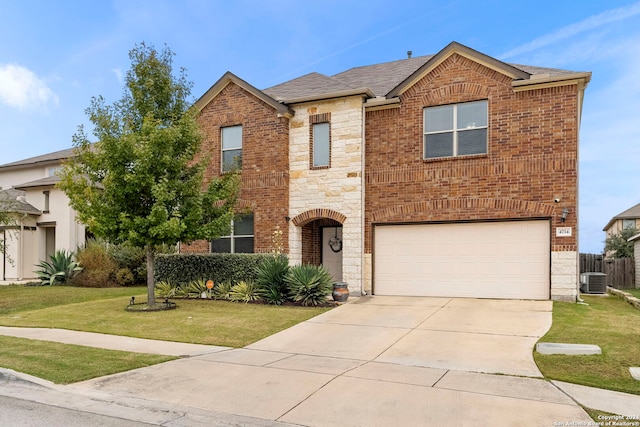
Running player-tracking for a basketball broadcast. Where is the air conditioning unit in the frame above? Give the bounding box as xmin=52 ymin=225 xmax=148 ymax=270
xmin=580 ymin=272 xmax=607 ymax=294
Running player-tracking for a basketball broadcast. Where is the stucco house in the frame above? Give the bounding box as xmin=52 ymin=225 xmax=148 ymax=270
xmin=628 ymin=233 xmax=640 ymax=288
xmin=185 ymin=41 xmax=591 ymax=302
xmin=0 ymin=147 xmax=87 ymax=281
xmin=603 ymin=202 xmax=640 ymax=239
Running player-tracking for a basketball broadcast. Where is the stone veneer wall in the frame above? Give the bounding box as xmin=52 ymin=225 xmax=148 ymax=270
xmin=363 ymin=53 xmax=581 ymax=300
xmin=288 ymin=96 xmax=364 ymax=294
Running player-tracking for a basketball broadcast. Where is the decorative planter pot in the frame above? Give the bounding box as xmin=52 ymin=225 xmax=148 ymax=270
xmin=332 ymin=282 xmax=349 ymax=302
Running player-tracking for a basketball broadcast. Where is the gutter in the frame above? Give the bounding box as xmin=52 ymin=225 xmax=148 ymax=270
xmin=278 ymin=88 xmax=374 ymax=105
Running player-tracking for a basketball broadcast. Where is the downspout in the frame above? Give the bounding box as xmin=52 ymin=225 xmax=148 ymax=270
xmin=575 ymin=79 xmax=587 ymax=303
xmin=360 ymin=100 xmax=367 ymax=296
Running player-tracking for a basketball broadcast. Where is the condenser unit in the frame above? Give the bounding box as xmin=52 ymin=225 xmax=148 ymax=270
xmin=580 ymin=272 xmax=607 ymax=294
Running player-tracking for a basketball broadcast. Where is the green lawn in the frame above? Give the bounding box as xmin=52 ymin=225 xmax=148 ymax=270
xmin=0 ymin=286 xmax=330 ymax=347
xmin=0 ymin=284 xmax=331 ymax=384
xmin=0 ymin=335 xmax=174 ymax=384
xmin=535 ymin=294 xmax=640 ymax=395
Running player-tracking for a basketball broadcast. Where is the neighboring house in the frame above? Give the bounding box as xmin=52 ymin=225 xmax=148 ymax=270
xmin=603 ymin=202 xmax=640 ymax=239
xmin=185 ymin=41 xmax=591 ymax=302
xmin=0 ymin=147 xmax=86 ymax=281
xmin=628 ymin=233 xmax=640 ymax=287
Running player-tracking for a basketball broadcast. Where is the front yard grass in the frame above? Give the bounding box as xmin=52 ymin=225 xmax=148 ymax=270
xmin=0 ymin=284 xmax=331 ymax=384
xmin=0 ymin=286 xmax=331 ymax=347
xmin=0 ymin=335 xmax=175 ymax=384
xmin=534 ymin=294 xmax=640 ymax=395
xmin=626 ymin=288 xmax=640 ymax=299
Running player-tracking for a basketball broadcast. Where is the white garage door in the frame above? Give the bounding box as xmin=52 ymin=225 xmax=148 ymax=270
xmin=374 ymin=221 xmax=550 ymax=299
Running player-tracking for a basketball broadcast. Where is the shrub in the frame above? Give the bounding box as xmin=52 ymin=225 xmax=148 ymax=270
xmin=108 ymin=243 xmax=146 ymax=284
xmin=72 ymin=240 xmax=119 ymax=287
xmin=115 ymin=268 xmax=135 ymax=286
xmin=229 ymin=281 xmax=262 ymax=303
xmin=34 ymin=250 xmax=82 ymax=286
xmin=286 ymin=264 xmax=333 ymax=306
xmin=154 ymin=253 xmax=271 ymax=285
xmin=255 ymin=255 xmax=290 ymax=305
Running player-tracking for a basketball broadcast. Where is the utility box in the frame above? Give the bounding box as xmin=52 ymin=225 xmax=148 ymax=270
xmin=580 ymin=272 xmax=607 ymax=294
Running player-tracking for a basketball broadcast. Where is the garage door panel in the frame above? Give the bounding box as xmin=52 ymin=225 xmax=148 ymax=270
xmin=374 ymin=221 xmax=550 ymax=300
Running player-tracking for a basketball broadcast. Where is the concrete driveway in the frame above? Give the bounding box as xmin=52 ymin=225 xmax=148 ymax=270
xmin=74 ymin=296 xmax=592 ymax=426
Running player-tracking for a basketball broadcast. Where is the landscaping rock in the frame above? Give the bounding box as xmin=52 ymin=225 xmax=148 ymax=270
xmin=630 ymin=367 xmax=640 ymax=381
xmin=536 ymin=343 xmax=601 ymax=355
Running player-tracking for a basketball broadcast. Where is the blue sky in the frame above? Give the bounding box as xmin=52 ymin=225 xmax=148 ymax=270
xmin=0 ymin=0 xmax=638 ymax=253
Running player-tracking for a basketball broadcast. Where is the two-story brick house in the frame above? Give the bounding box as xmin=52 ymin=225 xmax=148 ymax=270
xmin=187 ymin=41 xmax=590 ymax=302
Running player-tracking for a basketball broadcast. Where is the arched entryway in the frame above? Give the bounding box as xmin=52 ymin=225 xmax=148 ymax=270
xmin=291 ymin=209 xmax=346 ymax=282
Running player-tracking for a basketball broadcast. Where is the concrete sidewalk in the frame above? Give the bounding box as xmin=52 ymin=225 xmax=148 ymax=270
xmin=1 ymin=296 xmax=639 ymax=425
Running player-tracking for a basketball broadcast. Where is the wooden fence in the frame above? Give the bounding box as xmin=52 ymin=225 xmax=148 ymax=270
xmin=579 ymin=253 xmax=636 ymax=289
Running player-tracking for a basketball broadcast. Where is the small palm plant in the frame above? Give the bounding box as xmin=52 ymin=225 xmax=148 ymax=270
xmin=285 ymin=264 xmax=333 ymax=306
xmin=229 ymin=281 xmax=262 ymax=303
xmin=34 ymin=250 xmax=83 ymax=286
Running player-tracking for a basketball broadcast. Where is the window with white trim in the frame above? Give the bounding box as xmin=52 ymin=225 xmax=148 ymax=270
xmin=221 ymin=125 xmax=242 ymax=172
xmin=424 ymin=100 xmax=488 ymax=159
xmin=211 ymin=214 xmax=254 ymax=253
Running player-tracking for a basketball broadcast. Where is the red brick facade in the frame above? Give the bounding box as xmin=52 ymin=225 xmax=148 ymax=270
xmin=188 ymin=82 xmax=290 ymax=253
xmin=364 ymin=54 xmax=579 ymax=253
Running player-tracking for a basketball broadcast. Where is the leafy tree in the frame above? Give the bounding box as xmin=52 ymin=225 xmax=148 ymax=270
xmin=59 ymin=43 xmax=239 ymax=306
xmin=0 ymin=212 xmax=13 ymax=260
xmin=604 ymin=227 xmax=639 ymax=258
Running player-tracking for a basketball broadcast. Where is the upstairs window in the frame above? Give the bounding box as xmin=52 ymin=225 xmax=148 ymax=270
xmin=211 ymin=214 xmax=254 ymax=253
xmin=623 ymin=219 xmax=636 ymax=230
xmin=424 ymin=100 xmax=488 ymax=159
xmin=222 ymin=125 xmax=242 ymax=172
xmin=310 ymin=113 xmax=331 ymax=169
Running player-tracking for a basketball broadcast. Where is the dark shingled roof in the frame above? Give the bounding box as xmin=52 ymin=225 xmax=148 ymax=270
xmin=0 ymin=146 xmax=75 ymax=170
xmin=13 ymin=175 xmax=60 ymax=190
xmin=0 ymin=189 xmax=41 ymax=215
xmin=263 ymin=52 xmax=585 ymax=103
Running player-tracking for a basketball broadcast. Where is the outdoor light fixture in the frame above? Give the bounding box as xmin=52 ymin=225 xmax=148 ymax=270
xmin=560 ymin=208 xmax=570 ymax=222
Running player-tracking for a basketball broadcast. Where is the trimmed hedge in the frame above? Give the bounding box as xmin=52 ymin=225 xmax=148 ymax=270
xmin=154 ymin=253 xmax=272 ymax=285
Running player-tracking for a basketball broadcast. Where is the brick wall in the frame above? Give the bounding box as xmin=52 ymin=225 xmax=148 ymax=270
xmin=189 ymin=82 xmax=290 ymax=253
xmin=365 ymin=53 xmax=579 ymax=254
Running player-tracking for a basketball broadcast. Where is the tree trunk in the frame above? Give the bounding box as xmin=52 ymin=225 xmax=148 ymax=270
xmin=146 ymin=245 xmax=156 ymax=306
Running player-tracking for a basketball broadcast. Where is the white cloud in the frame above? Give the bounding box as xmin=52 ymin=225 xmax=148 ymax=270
xmin=111 ymin=68 xmax=123 ymax=84
xmin=0 ymin=63 xmax=59 ymax=110
xmin=499 ymin=2 xmax=640 ymax=59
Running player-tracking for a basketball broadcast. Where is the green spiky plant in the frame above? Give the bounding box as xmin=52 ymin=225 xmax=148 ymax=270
xmin=285 ymin=264 xmax=333 ymax=307
xmin=229 ymin=281 xmax=262 ymax=303
xmin=255 ymin=255 xmax=290 ymax=305
xmin=34 ymin=250 xmax=83 ymax=286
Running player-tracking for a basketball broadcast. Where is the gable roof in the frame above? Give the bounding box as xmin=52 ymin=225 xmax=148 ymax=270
xmin=603 ymin=202 xmax=640 ymax=231
xmin=0 ymin=189 xmax=41 ymax=215
xmin=262 ymin=41 xmax=590 ymax=104
xmin=195 ymin=71 xmax=294 ymax=117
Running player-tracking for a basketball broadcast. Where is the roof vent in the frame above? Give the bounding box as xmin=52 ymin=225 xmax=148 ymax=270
xmin=16 ymin=195 xmax=27 ymax=203
xmin=407 ymin=50 xmax=413 ymax=59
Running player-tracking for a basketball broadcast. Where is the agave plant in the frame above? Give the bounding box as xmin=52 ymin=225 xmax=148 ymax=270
xmin=175 ymin=279 xmax=209 ymax=299
xmin=285 ymin=264 xmax=333 ymax=306
xmin=155 ymin=281 xmax=178 ymax=298
xmin=34 ymin=250 xmax=83 ymax=286
xmin=213 ymin=281 xmax=233 ymax=300
xmin=229 ymin=280 xmax=262 ymax=303
xmin=255 ymin=255 xmax=290 ymax=305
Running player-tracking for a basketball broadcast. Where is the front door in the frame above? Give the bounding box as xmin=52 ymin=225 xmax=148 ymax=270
xmin=322 ymin=226 xmax=342 ymax=282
